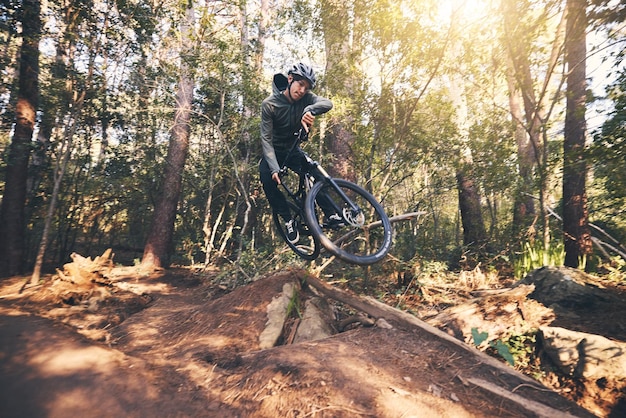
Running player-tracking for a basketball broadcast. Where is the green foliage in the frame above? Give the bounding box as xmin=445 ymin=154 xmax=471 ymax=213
xmin=513 ymin=240 xmax=565 ymax=279
xmin=471 ymin=328 xmax=537 ymax=368
xmin=490 ymin=339 xmax=515 ymax=366
xmin=603 ymin=257 xmax=626 ymax=283
xmin=471 ymin=328 xmax=489 ymax=345
xmin=286 ymin=288 xmax=302 ymax=319
xmin=589 ymin=69 xmax=626 ymax=251
xmin=3 ymin=0 xmax=623 ymax=277
xmin=420 ymin=260 xmax=450 ymax=275
xmin=468 ymin=111 xmax=517 ymax=197
xmin=502 ymin=333 xmax=537 ymax=369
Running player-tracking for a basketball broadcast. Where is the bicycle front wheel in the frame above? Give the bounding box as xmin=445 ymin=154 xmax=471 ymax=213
xmin=304 ymin=179 xmax=392 ymax=265
xmin=273 ymin=201 xmax=320 ymax=261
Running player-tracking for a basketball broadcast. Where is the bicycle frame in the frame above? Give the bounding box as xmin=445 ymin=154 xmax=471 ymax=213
xmin=278 ymin=129 xmax=361 ymax=218
xmin=273 ymin=128 xmax=393 ymax=265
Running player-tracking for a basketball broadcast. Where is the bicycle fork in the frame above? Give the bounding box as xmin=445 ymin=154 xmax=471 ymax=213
xmin=312 ymin=163 xmax=362 ymax=216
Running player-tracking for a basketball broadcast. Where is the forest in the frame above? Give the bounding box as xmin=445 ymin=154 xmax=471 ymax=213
xmin=1 ymin=0 xmax=625 ymax=283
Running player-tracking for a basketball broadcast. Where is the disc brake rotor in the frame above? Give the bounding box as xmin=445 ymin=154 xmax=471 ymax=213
xmin=343 ymin=207 xmax=365 ymax=227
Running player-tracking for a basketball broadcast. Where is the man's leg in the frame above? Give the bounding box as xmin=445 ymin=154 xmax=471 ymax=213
xmin=260 ymin=158 xmax=299 ymax=243
xmin=259 ymin=158 xmax=291 ymax=221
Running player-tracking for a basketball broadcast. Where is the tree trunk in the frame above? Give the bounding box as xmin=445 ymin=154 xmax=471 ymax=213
xmin=141 ymin=77 xmax=193 ymax=268
xmin=501 ymin=0 xmax=567 ymax=249
xmin=31 ymin=57 xmax=93 ymax=282
xmin=505 ymin=68 xmax=536 ymax=236
xmin=254 ymin=0 xmax=270 ymax=71
xmin=142 ymin=3 xmax=195 ymax=269
xmin=563 ymin=0 xmax=592 ymax=268
xmin=0 ymin=0 xmax=41 ymax=277
xmin=503 ymin=6 xmax=540 ymax=236
xmin=31 ymin=122 xmax=75 ymax=283
xmin=31 ymin=0 xmax=101 ymax=283
xmin=235 ymin=0 xmax=265 ymax=261
xmin=456 ymin=169 xmax=488 ymax=246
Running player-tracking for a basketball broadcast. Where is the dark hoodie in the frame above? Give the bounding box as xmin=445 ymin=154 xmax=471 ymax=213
xmin=260 ymin=73 xmax=333 ymax=175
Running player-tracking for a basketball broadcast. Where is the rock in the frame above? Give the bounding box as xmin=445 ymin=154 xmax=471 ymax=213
xmin=517 ymin=266 xmax=626 ymax=342
xmin=376 ymin=318 xmax=394 ymax=329
xmin=517 ymin=266 xmax=612 ymax=309
xmin=259 ymin=281 xmax=299 ymax=349
xmin=292 ymin=297 xmax=335 ymax=343
xmin=539 ymin=326 xmax=626 ymax=380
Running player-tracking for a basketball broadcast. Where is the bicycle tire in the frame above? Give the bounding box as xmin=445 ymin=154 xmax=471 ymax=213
xmin=273 ymin=201 xmax=320 ymax=261
xmin=304 ymin=179 xmax=392 ymax=265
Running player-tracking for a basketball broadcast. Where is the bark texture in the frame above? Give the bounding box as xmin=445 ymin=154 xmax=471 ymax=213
xmin=142 ymin=4 xmax=195 ymax=268
xmin=456 ymin=169 xmax=488 ymax=246
xmin=563 ymin=0 xmax=592 ymax=268
xmin=0 ymin=0 xmax=41 ymax=277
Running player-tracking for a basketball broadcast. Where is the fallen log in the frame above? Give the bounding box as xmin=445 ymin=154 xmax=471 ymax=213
xmin=427 ymin=284 xmax=555 ymax=344
xmin=466 ymin=377 xmax=572 ymax=418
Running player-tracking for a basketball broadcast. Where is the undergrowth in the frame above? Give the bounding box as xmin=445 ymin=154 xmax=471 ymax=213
xmin=514 ymin=240 xmax=565 ymax=279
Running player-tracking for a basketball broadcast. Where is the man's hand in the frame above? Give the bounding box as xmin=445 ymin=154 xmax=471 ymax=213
xmin=301 ymin=111 xmax=315 ymax=132
xmin=272 ymin=172 xmax=281 ymax=185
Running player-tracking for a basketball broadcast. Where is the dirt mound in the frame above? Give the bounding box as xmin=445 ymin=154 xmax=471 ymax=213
xmin=0 ymin=262 xmax=619 ymax=417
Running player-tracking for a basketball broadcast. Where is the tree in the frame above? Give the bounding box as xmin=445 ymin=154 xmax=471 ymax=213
xmin=446 ymin=3 xmax=488 ymax=249
xmin=142 ymin=2 xmax=196 ymax=269
xmin=456 ymin=169 xmax=488 ymax=246
xmin=1 ymin=0 xmax=623 ymax=272
xmin=30 ymin=0 xmax=103 ymax=283
xmin=499 ymin=0 xmax=567 ymax=250
xmin=562 ymin=0 xmax=592 ymax=268
xmin=0 ymin=0 xmax=40 ymax=277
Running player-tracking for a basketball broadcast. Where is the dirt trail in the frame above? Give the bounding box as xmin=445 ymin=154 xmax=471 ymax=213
xmin=0 ymin=268 xmax=601 ymax=417
xmin=0 ymin=311 xmax=234 ymax=417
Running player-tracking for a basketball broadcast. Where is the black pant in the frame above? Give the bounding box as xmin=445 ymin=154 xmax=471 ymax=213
xmin=259 ymin=148 xmax=336 ymax=222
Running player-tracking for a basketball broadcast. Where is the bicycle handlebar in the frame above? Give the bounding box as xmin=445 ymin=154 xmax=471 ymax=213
xmin=297 ymin=128 xmax=309 ymax=142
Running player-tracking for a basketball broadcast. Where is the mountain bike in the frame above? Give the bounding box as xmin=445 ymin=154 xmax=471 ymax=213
xmin=272 ymin=129 xmax=392 ymax=266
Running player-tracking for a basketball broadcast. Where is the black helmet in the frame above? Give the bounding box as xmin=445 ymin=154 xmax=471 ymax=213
xmin=288 ymin=63 xmax=316 ymax=89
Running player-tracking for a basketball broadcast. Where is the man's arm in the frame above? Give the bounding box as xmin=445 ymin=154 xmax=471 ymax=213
xmin=260 ymin=101 xmax=281 ymax=176
xmin=303 ymin=93 xmax=333 ymax=117
xmin=301 ymin=93 xmax=333 ymax=132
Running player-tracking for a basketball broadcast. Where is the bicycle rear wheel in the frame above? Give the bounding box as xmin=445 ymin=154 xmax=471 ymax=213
xmin=304 ymin=179 xmax=392 ymax=265
xmin=273 ymin=201 xmax=320 ymax=261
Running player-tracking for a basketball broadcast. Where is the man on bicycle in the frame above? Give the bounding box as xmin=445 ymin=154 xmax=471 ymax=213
xmin=259 ymin=62 xmax=333 ymax=244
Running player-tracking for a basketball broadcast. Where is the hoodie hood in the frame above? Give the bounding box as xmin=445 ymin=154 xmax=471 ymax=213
xmin=272 ymin=73 xmax=289 ymax=94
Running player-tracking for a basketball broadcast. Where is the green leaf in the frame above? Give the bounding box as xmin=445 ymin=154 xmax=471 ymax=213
xmin=490 ymin=340 xmax=515 ymax=366
xmin=471 ymin=327 xmax=489 ymax=346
